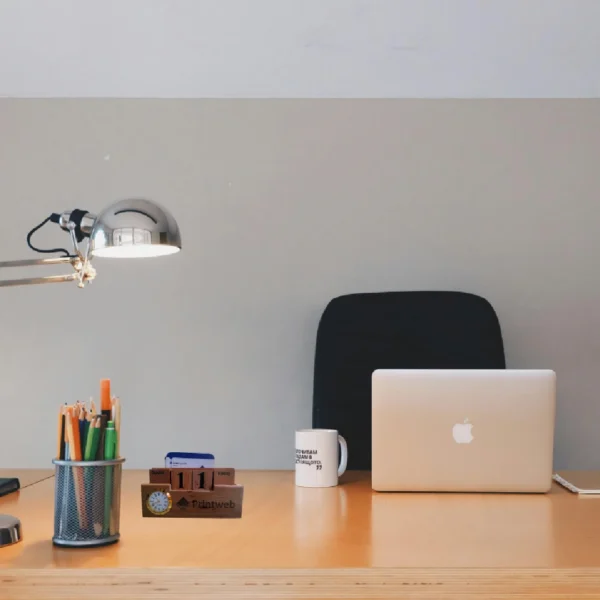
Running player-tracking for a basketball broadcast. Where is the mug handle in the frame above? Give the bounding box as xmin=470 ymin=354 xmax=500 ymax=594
xmin=338 ymin=434 xmax=348 ymax=477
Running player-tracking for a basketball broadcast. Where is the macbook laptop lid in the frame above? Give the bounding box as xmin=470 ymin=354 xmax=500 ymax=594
xmin=372 ymin=369 xmax=556 ymax=493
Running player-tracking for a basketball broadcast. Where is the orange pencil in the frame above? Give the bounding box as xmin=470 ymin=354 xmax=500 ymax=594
xmin=67 ymin=408 xmax=88 ymax=529
xmin=65 ymin=407 xmax=74 ymax=454
xmin=70 ymin=409 xmax=82 ymax=461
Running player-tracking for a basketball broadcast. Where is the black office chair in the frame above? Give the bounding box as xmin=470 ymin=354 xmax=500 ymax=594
xmin=312 ymin=291 xmax=506 ymax=470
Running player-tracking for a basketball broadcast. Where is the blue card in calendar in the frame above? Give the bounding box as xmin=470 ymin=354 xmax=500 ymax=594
xmin=165 ymin=452 xmax=215 ymax=468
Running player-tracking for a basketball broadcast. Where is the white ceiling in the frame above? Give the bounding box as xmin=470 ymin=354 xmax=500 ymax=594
xmin=0 ymin=0 xmax=598 ymax=98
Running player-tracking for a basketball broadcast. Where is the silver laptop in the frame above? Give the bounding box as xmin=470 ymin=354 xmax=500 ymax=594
xmin=371 ymin=369 xmax=556 ymax=493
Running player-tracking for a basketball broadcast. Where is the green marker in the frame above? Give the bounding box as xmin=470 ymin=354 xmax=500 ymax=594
xmin=104 ymin=421 xmax=116 ymax=461
xmin=103 ymin=421 xmax=117 ymax=535
xmin=84 ymin=419 xmax=98 ymax=462
xmin=84 ymin=417 xmax=101 ymax=535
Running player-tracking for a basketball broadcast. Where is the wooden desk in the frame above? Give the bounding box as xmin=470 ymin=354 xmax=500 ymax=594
xmin=2 ymin=470 xmax=600 ymax=599
xmin=0 ymin=470 xmax=53 ymax=492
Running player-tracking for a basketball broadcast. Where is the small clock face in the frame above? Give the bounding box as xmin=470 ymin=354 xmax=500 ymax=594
xmin=146 ymin=490 xmax=172 ymax=515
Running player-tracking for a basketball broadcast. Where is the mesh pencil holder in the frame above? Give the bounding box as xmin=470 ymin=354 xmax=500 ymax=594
xmin=52 ymin=458 xmax=125 ymax=547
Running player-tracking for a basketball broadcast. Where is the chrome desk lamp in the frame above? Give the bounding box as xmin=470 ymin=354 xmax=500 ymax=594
xmin=0 ymin=197 xmax=181 ymax=288
xmin=0 ymin=198 xmax=181 ymax=548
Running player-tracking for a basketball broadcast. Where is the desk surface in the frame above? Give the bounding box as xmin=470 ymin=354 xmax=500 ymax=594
xmin=3 ymin=470 xmax=600 ymax=599
xmin=0 ymin=470 xmax=53 ymax=491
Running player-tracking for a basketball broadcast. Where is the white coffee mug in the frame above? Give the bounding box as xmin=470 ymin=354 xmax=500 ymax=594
xmin=295 ymin=429 xmax=348 ymax=487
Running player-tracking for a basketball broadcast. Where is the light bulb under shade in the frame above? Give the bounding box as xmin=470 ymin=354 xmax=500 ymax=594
xmin=90 ymin=198 xmax=181 ymax=259
xmin=91 ymin=245 xmax=180 ymax=259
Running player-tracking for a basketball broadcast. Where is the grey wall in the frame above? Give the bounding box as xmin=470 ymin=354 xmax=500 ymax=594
xmin=1 ymin=0 xmax=599 ymax=98
xmin=1 ymin=99 xmax=599 ymax=469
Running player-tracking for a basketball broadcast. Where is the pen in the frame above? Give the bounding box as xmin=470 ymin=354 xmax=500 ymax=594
xmin=112 ymin=396 xmax=121 ymax=458
xmin=105 ymin=421 xmax=116 ymax=461
xmin=103 ymin=421 xmax=117 ymax=534
xmin=101 ymin=379 xmax=112 ymax=422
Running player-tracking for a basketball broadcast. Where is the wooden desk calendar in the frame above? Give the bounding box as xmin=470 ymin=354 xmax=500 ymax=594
xmin=141 ymin=467 xmax=243 ymax=518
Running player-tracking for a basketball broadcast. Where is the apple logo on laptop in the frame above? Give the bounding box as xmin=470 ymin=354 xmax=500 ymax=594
xmin=452 ymin=418 xmax=474 ymax=444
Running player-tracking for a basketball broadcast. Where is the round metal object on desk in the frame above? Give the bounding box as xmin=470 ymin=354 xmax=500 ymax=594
xmin=0 ymin=514 xmax=22 ymax=547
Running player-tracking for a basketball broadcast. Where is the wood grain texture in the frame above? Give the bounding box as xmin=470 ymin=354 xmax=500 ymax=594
xmin=3 ymin=470 xmax=600 ymax=572
xmin=0 ymin=470 xmax=53 ymax=491
xmin=2 ymin=568 xmax=600 ymax=599
xmin=140 ymin=483 xmax=243 ymax=518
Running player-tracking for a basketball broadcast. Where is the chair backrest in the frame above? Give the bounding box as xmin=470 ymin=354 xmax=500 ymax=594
xmin=312 ymin=291 xmax=505 ymax=470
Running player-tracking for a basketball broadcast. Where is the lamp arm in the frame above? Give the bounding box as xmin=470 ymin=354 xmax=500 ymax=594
xmin=0 ymin=256 xmax=96 ymax=288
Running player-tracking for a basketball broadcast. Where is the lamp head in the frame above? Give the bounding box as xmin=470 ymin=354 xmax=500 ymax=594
xmin=89 ymin=198 xmax=181 ymax=258
xmin=0 ymin=197 xmax=181 ymax=289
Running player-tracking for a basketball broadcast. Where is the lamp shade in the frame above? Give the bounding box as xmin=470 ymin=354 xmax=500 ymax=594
xmin=90 ymin=198 xmax=181 ymax=258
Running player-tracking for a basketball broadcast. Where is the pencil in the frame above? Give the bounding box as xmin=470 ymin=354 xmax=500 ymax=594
xmin=83 ymin=419 xmax=90 ymax=453
xmin=84 ymin=416 xmax=99 ymax=461
xmin=110 ymin=399 xmax=121 ymax=534
xmin=57 ymin=404 xmax=66 ymax=460
xmin=63 ymin=406 xmax=71 ymax=460
xmin=59 ymin=436 xmax=71 ymax=538
xmin=67 ymin=408 xmax=88 ymax=530
xmin=83 ymin=416 xmax=100 ymax=535
xmin=96 ymin=415 xmax=107 ymax=460
xmin=92 ymin=416 xmax=105 ymax=536
xmin=79 ymin=409 xmax=87 ymax=459
xmin=70 ymin=409 xmax=82 ymax=461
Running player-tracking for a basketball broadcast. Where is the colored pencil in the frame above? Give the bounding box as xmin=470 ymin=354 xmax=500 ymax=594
xmin=110 ymin=397 xmax=121 ymax=534
xmin=63 ymin=412 xmax=70 ymax=467
xmin=69 ymin=409 xmax=82 ymax=461
xmin=96 ymin=415 xmax=107 ymax=460
xmin=57 ymin=404 xmax=66 ymax=460
xmin=79 ymin=408 xmax=87 ymax=459
xmin=66 ymin=408 xmax=88 ymax=529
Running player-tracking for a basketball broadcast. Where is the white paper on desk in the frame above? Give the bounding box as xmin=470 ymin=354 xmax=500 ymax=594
xmin=553 ymin=472 xmax=600 ymax=494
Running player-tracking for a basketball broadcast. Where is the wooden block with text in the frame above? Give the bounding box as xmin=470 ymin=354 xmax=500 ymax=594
xmin=170 ymin=468 xmax=193 ymax=490
xmin=149 ymin=468 xmax=172 ymax=484
xmin=214 ymin=469 xmax=235 ymax=485
xmin=192 ymin=469 xmax=214 ymax=490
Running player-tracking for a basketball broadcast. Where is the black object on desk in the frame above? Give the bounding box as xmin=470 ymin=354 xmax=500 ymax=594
xmin=312 ymin=291 xmax=506 ymax=470
xmin=0 ymin=478 xmax=20 ymax=498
